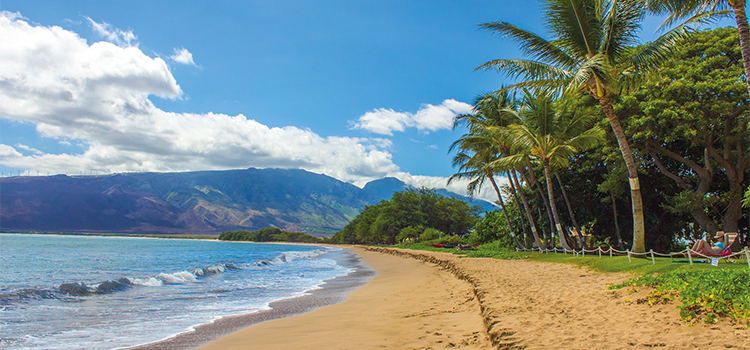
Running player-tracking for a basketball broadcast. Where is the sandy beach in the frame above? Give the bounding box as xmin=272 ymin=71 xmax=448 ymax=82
xmin=192 ymin=247 xmax=750 ymax=349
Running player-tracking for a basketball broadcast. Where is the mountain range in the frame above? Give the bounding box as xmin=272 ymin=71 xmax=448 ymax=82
xmin=0 ymin=168 xmax=495 ymax=236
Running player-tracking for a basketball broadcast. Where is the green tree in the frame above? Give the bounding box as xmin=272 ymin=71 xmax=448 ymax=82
xmin=331 ymin=189 xmax=481 ymax=244
xmin=646 ymin=0 xmax=750 ymax=96
xmin=449 ymin=93 xmax=526 ymax=249
xmin=498 ymin=92 xmax=605 ymax=249
xmin=623 ymin=27 xmax=749 ymax=235
xmin=478 ymin=0 xmax=688 ymax=252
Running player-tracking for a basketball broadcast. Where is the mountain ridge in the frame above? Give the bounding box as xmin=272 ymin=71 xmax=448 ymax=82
xmin=0 ymin=169 xmax=494 ymax=236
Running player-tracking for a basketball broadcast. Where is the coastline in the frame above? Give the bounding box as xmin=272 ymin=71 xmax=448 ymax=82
xmin=194 ymin=247 xmax=750 ymax=350
xmin=126 ymin=247 xmax=374 ymax=350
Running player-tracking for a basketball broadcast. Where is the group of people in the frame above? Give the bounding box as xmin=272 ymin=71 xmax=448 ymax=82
xmin=691 ymin=231 xmax=729 ymax=255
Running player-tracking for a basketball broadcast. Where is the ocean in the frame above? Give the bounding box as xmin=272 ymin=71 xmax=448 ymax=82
xmin=0 ymin=234 xmax=362 ymax=349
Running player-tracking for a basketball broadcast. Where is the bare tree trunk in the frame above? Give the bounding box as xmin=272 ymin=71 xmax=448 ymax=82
xmin=610 ymin=194 xmax=625 ymax=250
xmin=522 ymin=167 xmax=557 ymax=246
xmin=598 ymin=97 xmax=646 ymax=252
xmin=489 ymin=174 xmax=524 ymax=249
xmin=556 ymin=173 xmax=585 ymax=248
xmin=511 ymin=170 xmax=544 ymax=248
xmin=544 ymin=162 xmax=573 ymax=250
xmin=507 ymin=170 xmax=531 ymax=245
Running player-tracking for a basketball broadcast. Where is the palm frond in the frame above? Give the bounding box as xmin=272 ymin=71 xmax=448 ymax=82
xmin=600 ymin=0 xmax=647 ymax=62
xmin=546 ymin=0 xmax=603 ymax=57
xmin=479 ymin=21 xmax=579 ymax=69
xmin=630 ymin=21 xmax=691 ymax=72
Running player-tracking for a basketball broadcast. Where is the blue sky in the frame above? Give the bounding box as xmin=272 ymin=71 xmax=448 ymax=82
xmin=0 ymin=1 xmax=727 ymax=201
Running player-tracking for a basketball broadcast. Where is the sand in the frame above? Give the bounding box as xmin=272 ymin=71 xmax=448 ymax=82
xmin=194 ymin=246 xmax=750 ymax=349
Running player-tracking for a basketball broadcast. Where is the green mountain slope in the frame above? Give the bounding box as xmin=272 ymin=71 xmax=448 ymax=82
xmin=0 ymin=168 xmax=380 ymax=235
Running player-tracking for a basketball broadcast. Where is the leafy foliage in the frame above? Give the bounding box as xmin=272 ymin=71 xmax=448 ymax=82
xmin=330 ymin=189 xmax=482 ymax=244
xmin=611 ymin=269 xmax=750 ymax=324
xmin=218 ymin=227 xmax=322 ymax=243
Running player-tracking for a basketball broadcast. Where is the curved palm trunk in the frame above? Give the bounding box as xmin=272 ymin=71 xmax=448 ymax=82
xmin=521 ymin=168 xmax=557 ymax=246
xmin=556 ymin=173 xmax=585 ymax=248
xmin=511 ymin=170 xmax=544 ymax=248
xmin=598 ymin=98 xmax=646 ymax=253
xmin=507 ymin=170 xmax=531 ymax=245
xmin=488 ymin=174 xmax=525 ymax=249
xmin=610 ymin=194 xmax=625 ymax=250
xmin=543 ymin=162 xmax=573 ymax=250
xmin=731 ymin=3 xmax=750 ymax=97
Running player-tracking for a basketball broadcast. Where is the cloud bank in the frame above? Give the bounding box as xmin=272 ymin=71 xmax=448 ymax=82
xmin=0 ymin=11 xmax=397 ymax=184
xmin=0 ymin=11 xmax=496 ymax=202
xmin=351 ymin=99 xmax=473 ymax=135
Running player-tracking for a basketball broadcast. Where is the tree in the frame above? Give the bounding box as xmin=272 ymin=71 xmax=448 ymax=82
xmin=646 ymin=0 xmax=750 ymax=96
xmin=451 ymin=92 xmax=547 ymax=248
xmin=478 ymin=0 xmax=688 ymax=252
xmin=497 ymin=92 xmax=605 ymax=249
xmin=449 ymin=93 xmax=526 ymax=249
xmin=330 ymin=189 xmax=482 ymax=244
xmin=622 ymin=27 xmax=749 ymax=236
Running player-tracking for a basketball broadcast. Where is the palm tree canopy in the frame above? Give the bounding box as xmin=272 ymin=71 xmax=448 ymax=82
xmin=478 ymin=0 xmax=689 ymax=98
xmin=494 ymin=92 xmax=605 ymax=170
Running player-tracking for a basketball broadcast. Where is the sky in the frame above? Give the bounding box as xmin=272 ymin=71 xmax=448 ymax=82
xmin=0 ymin=1 xmax=725 ymax=202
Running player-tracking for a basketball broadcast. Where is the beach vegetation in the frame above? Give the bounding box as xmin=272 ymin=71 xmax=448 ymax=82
xmin=621 ymin=27 xmax=749 ymax=236
xmin=330 ymin=189 xmax=481 ymax=244
xmin=478 ymin=0 xmax=692 ymax=252
xmin=610 ymin=269 xmax=750 ymax=324
xmin=645 ymin=0 xmax=750 ymax=96
xmin=218 ymin=227 xmax=323 ymax=243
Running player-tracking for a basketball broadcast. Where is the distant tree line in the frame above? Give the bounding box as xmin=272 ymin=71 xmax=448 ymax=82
xmin=219 ymin=227 xmax=322 ymax=243
xmin=330 ymin=188 xmax=482 ymax=245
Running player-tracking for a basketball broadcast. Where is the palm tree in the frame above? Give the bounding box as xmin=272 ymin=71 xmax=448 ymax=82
xmin=451 ymin=93 xmax=546 ymax=249
xmin=645 ymin=0 xmax=750 ymax=96
xmin=448 ymin=133 xmax=525 ymax=249
xmin=496 ymin=92 xmax=605 ymax=250
xmin=478 ymin=0 xmax=687 ymax=252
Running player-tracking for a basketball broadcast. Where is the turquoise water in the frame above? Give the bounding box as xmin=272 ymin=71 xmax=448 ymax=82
xmin=0 ymin=234 xmax=354 ymax=349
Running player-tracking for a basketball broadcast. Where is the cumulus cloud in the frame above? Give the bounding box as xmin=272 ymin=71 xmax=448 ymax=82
xmin=352 ymin=99 xmax=473 ymax=135
xmin=391 ymin=172 xmax=505 ymax=205
xmin=170 ymin=47 xmax=196 ymax=66
xmin=0 ymin=12 xmax=400 ymax=184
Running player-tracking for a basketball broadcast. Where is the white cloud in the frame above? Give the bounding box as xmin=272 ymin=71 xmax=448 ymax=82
xmin=86 ymin=17 xmax=137 ymax=47
xmin=352 ymin=99 xmax=474 ymax=135
xmin=0 ymin=12 xmax=400 ymax=184
xmin=14 ymin=143 xmax=42 ymax=155
xmin=390 ymin=172 xmax=505 ymax=205
xmin=170 ymin=47 xmax=196 ymax=66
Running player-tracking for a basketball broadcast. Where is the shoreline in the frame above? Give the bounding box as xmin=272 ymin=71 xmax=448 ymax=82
xmin=126 ymin=247 xmax=375 ymax=350
xmin=195 ymin=247 xmax=750 ymax=349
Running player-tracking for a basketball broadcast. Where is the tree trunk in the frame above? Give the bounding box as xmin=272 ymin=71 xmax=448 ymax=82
xmin=598 ymin=97 xmax=646 ymax=253
xmin=511 ymin=170 xmax=544 ymax=248
xmin=544 ymin=162 xmax=573 ymax=250
xmin=610 ymin=194 xmax=625 ymax=250
xmin=521 ymin=167 xmax=557 ymax=245
xmin=731 ymin=2 xmax=750 ymax=97
xmin=556 ymin=173 xmax=585 ymax=248
xmin=507 ymin=170 xmax=531 ymax=245
xmin=489 ymin=174 xmax=524 ymax=249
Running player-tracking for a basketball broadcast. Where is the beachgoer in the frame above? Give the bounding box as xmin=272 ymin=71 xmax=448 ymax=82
xmin=691 ymin=231 xmax=726 ymax=255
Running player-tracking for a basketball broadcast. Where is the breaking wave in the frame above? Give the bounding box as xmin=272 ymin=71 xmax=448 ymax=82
xmin=1 ymin=249 xmax=329 ymax=304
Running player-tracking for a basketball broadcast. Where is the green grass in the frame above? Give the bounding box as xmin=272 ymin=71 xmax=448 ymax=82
xmin=394 ymin=241 xmax=750 ymax=324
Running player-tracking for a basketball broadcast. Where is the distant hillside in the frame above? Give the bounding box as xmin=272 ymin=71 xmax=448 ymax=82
xmin=0 ymin=168 xmax=381 ymax=236
xmin=362 ymin=177 xmax=497 ymax=212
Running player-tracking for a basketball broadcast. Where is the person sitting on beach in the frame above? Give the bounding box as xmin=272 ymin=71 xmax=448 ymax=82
xmin=691 ymin=231 xmax=726 ymax=255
